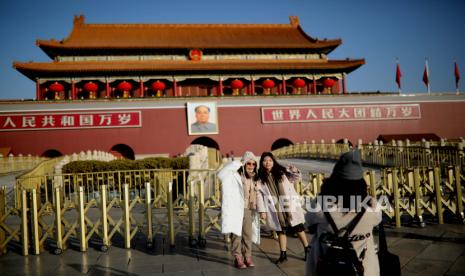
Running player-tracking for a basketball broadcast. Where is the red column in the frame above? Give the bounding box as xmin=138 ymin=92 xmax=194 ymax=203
xmin=282 ymin=77 xmax=287 ymax=95
xmin=313 ymin=77 xmax=317 ymax=94
xmin=219 ymin=79 xmax=223 ymax=96
xmin=278 ymin=83 xmax=282 ymax=95
xmin=71 ymin=81 xmax=76 ymax=100
xmin=251 ymin=78 xmax=255 ymax=95
xmin=173 ymin=79 xmax=177 ymax=97
xmin=342 ymin=76 xmax=346 ymax=94
xmin=36 ymin=79 xmax=41 ymax=100
xmin=307 ymin=82 xmax=311 ymax=95
xmin=106 ymin=80 xmax=111 ymax=98
xmin=139 ymin=80 xmax=144 ymax=97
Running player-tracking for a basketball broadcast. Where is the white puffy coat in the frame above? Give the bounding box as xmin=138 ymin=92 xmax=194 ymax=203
xmin=217 ymin=160 xmax=260 ymax=244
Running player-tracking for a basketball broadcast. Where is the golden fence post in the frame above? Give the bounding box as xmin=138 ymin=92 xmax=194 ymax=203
xmin=54 ymin=187 xmax=63 ymax=252
xmin=433 ymin=167 xmax=444 ymax=224
xmin=31 ymin=189 xmax=40 ymax=255
xmin=391 ymin=170 xmax=401 ymax=228
xmin=167 ymin=182 xmax=175 ymax=247
xmin=317 ymin=173 xmax=324 ymax=194
xmin=454 ymin=166 xmax=464 ymax=222
xmin=0 ymin=187 xmax=5 ymax=214
xmin=0 ymin=187 xmax=6 ymax=254
xmin=145 ymin=182 xmax=153 ymax=247
xmin=101 ymin=184 xmax=109 ymax=249
xmin=123 ymin=183 xmax=131 ymax=249
xmin=198 ymin=180 xmax=206 ymax=244
xmin=413 ymin=168 xmax=424 ymax=226
xmin=363 ymin=171 xmax=370 ymax=188
xmin=448 ymin=167 xmax=455 ymax=191
xmin=20 ymin=189 xmax=28 ymax=256
xmin=78 ymin=186 xmax=87 ymax=252
xmin=369 ymin=170 xmax=377 ymax=198
xmin=188 ymin=181 xmax=196 ymax=244
xmin=296 ymin=180 xmax=302 ymax=195
xmin=44 ymin=176 xmax=50 ymax=207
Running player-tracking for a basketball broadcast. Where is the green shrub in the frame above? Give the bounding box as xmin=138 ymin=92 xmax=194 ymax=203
xmin=62 ymin=157 xmax=189 ymax=173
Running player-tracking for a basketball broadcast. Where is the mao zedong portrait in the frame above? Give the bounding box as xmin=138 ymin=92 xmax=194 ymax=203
xmin=190 ymin=105 xmax=217 ymax=134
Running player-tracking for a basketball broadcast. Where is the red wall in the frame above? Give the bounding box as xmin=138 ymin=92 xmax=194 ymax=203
xmin=1 ymin=99 xmax=465 ymax=157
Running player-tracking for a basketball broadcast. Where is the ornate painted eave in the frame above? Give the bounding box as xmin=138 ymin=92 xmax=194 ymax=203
xmin=14 ymin=59 xmax=365 ymax=80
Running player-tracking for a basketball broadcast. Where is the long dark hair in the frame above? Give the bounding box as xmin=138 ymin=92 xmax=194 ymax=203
xmin=320 ymin=176 xmax=370 ymax=209
xmin=257 ymin=152 xmax=287 ymax=184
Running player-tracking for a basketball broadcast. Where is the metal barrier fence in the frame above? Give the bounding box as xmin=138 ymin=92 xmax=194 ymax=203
xmin=360 ymin=144 xmax=464 ymax=168
xmin=0 ymin=155 xmax=48 ymax=174
xmin=1 ymin=166 xmax=464 ymax=256
xmin=272 ymin=142 xmax=351 ymax=161
xmin=273 ymin=141 xmax=465 ymax=169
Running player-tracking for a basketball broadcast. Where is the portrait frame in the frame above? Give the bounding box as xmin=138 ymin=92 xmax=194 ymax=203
xmin=187 ymin=102 xmax=219 ymax=135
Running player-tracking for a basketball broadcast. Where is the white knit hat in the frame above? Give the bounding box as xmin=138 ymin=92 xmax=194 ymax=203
xmin=241 ymin=151 xmax=257 ymax=164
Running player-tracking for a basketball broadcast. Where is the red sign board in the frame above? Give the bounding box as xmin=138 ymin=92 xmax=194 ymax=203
xmin=262 ymin=104 xmax=421 ymax=123
xmin=0 ymin=111 xmax=142 ymax=131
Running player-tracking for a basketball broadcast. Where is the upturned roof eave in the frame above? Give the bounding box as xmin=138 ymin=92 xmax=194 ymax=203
xmin=37 ymin=40 xmax=341 ymax=57
xmin=35 ymin=15 xmax=343 ymax=59
xmin=14 ymin=59 xmax=364 ymax=81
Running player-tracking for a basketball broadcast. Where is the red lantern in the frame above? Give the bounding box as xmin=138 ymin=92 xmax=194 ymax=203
xmin=151 ymin=80 xmax=166 ymax=97
xmin=262 ymin=79 xmax=275 ymax=95
xmin=230 ymin=79 xmax=244 ymax=96
xmin=323 ymin=78 xmax=335 ymax=88
xmin=117 ymin=81 xmax=132 ymax=98
xmin=293 ymin=78 xmax=306 ymax=95
xmin=293 ymin=78 xmax=306 ymax=88
xmin=230 ymin=79 xmax=244 ymax=90
xmin=49 ymin=82 xmax=64 ymax=92
xmin=83 ymin=81 xmax=98 ymax=92
xmin=117 ymin=81 xmax=132 ymax=91
xmin=152 ymin=80 xmax=166 ymax=91
xmin=262 ymin=79 xmax=275 ymax=89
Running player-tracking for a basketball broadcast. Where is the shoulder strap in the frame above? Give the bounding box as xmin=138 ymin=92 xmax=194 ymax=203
xmin=323 ymin=207 xmax=366 ymax=237
xmin=345 ymin=207 xmax=366 ymax=237
xmin=323 ymin=211 xmax=339 ymax=234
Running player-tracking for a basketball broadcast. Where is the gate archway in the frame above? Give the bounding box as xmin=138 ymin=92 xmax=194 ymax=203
xmin=271 ymin=138 xmax=294 ymax=151
xmin=42 ymin=149 xmax=63 ymax=158
xmin=110 ymin=144 xmax=135 ymax=160
xmin=191 ymin=136 xmax=220 ymax=150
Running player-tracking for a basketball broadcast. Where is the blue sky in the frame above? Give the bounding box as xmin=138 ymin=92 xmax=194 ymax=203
xmin=0 ymin=0 xmax=464 ymax=99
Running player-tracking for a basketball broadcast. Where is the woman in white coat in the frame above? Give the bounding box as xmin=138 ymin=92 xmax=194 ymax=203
xmin=256 ymin=151 xmax=310 ymax=263
xmin=305 ymin=149 xmax=381 ymax=276
xmin=218 ymin=151 xmax=260 ymax=269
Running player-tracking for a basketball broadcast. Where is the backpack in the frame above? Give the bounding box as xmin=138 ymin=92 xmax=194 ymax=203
xmin=316 ymin=208 xmax=366 ymax=276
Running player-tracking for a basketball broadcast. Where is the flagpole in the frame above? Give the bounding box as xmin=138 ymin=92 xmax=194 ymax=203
xmin=455 ymin=61 xmax=460 ymax=95
xmin=396 ymin=58 xmax=401 ymax=93
xmin=425 ymin=59 xmax=431 ymax=95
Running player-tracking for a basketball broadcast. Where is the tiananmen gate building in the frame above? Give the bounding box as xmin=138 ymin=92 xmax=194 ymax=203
xmin=1 ymin=15 xmax=465 ymax=159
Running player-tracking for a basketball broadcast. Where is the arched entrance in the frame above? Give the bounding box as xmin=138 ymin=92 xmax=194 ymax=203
xmin=191 ymin=136 xmax=220 ymax=150
xmin=42 ymin=149 xmax=63 ymax=158
xmin=336 ymin=138 xmax=353 ymax=148
xmin=271 ymin=138 xmax=294 ymax=151
xmin=110 ymin=144 xmax=135 ymax=160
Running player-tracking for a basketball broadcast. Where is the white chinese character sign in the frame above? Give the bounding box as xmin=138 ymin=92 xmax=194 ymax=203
xmin=261 ymin=104 xmax=421 ymax=123
xmin=0 ymin=111 xmax=141 ymax=131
